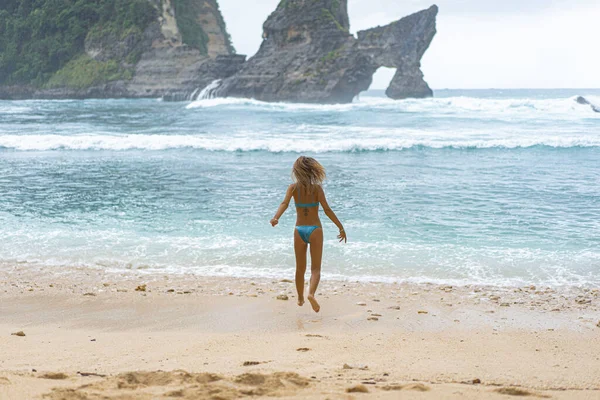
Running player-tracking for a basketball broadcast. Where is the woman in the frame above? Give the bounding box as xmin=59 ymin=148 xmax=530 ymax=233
xmin=270 ymin=156 xmax=346 ymax=313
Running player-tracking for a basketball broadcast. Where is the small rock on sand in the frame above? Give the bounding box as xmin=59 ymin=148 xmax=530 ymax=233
xmin=296 ymin=348 xmax=310 ymax=352
xmin=280 ymin=279 xmax=293 ymax=283
xmin=500 ymin=302 xmax=510 ymax=307
xmin=388 ymin=306 xmax=401 ymax=310
xmin=367 ymin=317 xmax=379 ymax=321
xmin=417 ymin=310 xmax=428 ymax=314
xmin=83 ymin=292 xmax=96 ymax=296
xmin=135 ymin=284 xmax=147 ymax=292
xmin=472 ymin=378 xmax=481 ymax=384
xmin=242 ymin=361 xmax=261 ymax=366
xmin=11 ymin=331 xmax=25 ymax=337
xmin=346 ymin=384 xmax=369 ymax=393
xmin=356 ymin=301 xmax=367 ymax=306
xmin=276 ymin=294 xmax=289 ymax=300
xmin=596 ymin=321 xmax=600 ymax=328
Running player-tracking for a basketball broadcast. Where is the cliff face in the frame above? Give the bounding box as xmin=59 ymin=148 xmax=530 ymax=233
xmin=217 ymin=1 xmax=438 ymax=103
xmin=0 ymin=0 xmax=242 ymax=100
xmin=216 ymin=0 xmax=370 ymax=103
xmin=124 ymin=0 xmax=241 ymax=99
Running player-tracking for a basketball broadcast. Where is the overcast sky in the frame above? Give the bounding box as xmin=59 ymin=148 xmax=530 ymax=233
xmin=218 ymin=0 xmax=600 ymax=89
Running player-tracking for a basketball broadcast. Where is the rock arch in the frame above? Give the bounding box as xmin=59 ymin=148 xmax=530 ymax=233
xmin=218 ymin=1 xmax=438 ymax=103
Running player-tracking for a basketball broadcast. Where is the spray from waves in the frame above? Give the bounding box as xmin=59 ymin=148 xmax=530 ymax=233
xmin=186 ymin=95 xmax=600 ymax=116
xmin=1 ymin=132 xmax=599 ymax=151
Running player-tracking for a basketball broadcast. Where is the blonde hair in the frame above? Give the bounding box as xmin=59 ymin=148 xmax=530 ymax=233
xmin=292 ymin=156 xmax=326 ymax=192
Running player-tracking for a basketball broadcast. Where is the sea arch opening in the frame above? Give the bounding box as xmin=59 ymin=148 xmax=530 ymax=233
xmin=355 ymin=66 xmax=396 ymax=102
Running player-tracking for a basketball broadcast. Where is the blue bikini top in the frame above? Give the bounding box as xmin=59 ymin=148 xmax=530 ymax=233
xmin=294 ymin=185 xmax=319 ymax=208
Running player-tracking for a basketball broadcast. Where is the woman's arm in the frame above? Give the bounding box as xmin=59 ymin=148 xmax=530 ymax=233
xmin=318 ymin=186 xmax=347 ymax=242
xmin=270 ymin=184 xmax=294 ymax=227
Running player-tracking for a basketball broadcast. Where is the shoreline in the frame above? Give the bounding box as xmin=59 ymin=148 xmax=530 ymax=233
xmin=2 ymin=261 xmax=598 ymax=292
xmin=1 ymin=265 xmax=600 ymax=399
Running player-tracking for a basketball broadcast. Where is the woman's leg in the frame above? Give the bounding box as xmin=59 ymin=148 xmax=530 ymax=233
xmin=307 ymin=227 xmax=323 ymax=313
xmin=293 ymin=228 xmax=308 ymax=306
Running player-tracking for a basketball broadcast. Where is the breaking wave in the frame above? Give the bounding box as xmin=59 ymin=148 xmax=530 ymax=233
xmin=0 ymin=133 xmax=599 ymax=152
xmin=0 ymin=135 xmax=600 ymax=153
xmin=185 ymin=95 xmax=600 ymax=116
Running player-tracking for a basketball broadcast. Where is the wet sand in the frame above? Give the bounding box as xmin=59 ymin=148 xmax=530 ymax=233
xmin=1 ymin=266 xmax=600 ymax=399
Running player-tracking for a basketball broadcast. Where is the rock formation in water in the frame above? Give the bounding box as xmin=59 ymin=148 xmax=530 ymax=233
xmin=576 ymin=96 xmax=600 ymax=113
xmin=217 ymin=1 xmax=438 ymax=103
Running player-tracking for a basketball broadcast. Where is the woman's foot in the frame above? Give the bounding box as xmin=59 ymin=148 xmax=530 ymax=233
xmin=298 ymin=297 xmax=305 ymax=307
xmin=307 ymin=294 xmax=320 ymax=313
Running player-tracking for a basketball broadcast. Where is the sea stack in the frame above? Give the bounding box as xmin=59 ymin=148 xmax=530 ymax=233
xmin=217 ymin=1 xmax=438 ymax=103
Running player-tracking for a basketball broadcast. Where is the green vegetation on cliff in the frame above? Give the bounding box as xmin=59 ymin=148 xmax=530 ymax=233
xmin=0 ymin=0 xmax=156 ymax=86
xmin=172 ymin=0 xmax=234 ymax=55
xmin=172 ymin=0 xmax=210 ymax=54
xmin=45 ymin=55 xmax=133 ymax=89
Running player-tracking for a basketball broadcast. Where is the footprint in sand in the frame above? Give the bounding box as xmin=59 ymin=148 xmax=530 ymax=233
xmin=39 ymin=373 xmax=68 ymax=380
xmin=381 ymin=383 xmax=430 ymax=392
xmin=494 ymin=387 xmax=546 ymax=397
xmin=43 ymin=371 xmax=311 ymax=400
xmin=346 ymin=384 xmax=369 ymax=393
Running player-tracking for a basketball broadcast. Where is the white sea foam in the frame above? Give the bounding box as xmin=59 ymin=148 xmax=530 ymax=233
xmin=1 ymin=131 xmax=599 ymax=152
xmin=1 ymin=224 xmax=598 ymax=288
xmin=185 ymin=95 xmax=600 ymax=117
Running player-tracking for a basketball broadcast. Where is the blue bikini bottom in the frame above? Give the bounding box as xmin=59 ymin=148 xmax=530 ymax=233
xmin=296 ymin=225 xmax=320 ymax=244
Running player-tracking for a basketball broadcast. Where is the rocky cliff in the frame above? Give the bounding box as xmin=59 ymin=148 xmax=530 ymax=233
xmin=216 ymin=1 xmax=438 ymax=103
xmin=122 ymin=0 xmax=243 ymax=100
xmin=0 ymin=0 xmax=243 ymax=100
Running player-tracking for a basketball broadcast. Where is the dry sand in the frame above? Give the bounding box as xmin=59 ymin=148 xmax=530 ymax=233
xmin=1 ymin=265 xmax=600 ymax=399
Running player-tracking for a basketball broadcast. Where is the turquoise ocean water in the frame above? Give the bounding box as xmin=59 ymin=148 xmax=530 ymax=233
xmin=0 ymin=89 xmax=599 ymax=286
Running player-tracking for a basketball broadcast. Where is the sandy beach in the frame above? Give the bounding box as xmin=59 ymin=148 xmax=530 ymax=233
xmin=0 ymin=266 xmax=599 ymax=399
